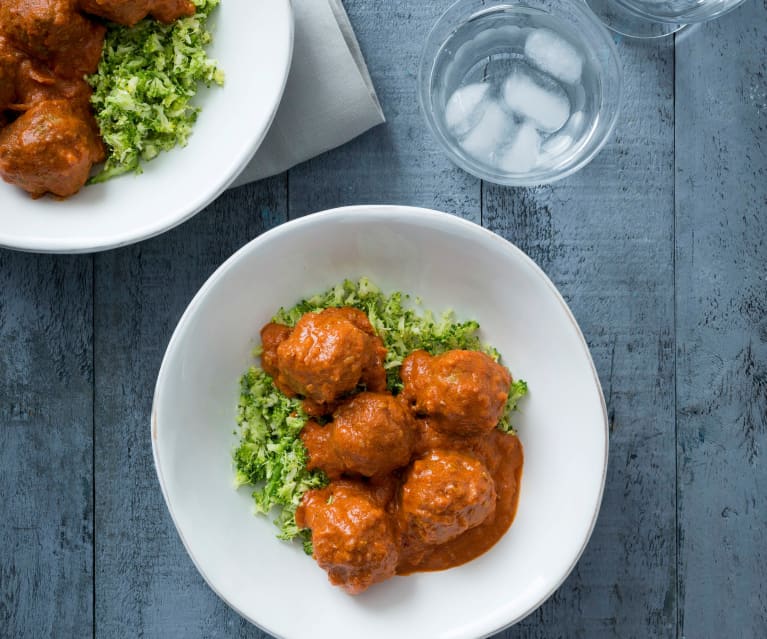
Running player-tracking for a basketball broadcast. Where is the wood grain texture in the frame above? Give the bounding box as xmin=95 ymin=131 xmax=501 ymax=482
xmin=675 ymin=4 xmax=767 ymax=637
xmin=0 ymin=252 xmax=93 ymax=638
xmin=287 ymin=0 xmax=481 ymax=223
xmin=485 ymin=37 xmax=677 ymax=638
xmin=93 ymin=179 xmax=286 ymax=639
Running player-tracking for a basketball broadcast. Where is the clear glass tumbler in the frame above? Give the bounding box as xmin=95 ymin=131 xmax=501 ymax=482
xmin=419 ymin=0 xmax=623 ymax=186
xmin=585 ymin=0 xmax=748 ymax=38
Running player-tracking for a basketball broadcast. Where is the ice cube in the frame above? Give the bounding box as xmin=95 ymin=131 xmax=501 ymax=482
xmin=460 ymin=101 xmax=512 ymax=164
xmin=497 ymin=122 xmax=541 ymax=173
xmin=561 ymin=111 xmax=585 ymax=138
xmin=525 ymin=28 xmax=583 ymax=85
xmin=537 ymin=111 xmax=587 ymax=166
xmin=541 ymin=133 xmax=573 ymax=157
xmin=502 ymin=69 xmax=570 ymax=133
xmin=444 ymin=83 xmax=490 ymax=138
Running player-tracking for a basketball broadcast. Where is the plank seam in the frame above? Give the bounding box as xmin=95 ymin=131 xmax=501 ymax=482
xmin=672 ymin=30 xmax=680 ymax=639
xmin=92 ymin=254 xmax=97 ymax=639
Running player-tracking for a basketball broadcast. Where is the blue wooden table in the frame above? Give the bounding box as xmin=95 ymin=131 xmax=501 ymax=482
xmin=2 ymin=1 xmax=765 ymax=637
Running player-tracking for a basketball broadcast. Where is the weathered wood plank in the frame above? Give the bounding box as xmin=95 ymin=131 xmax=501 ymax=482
xmin=287 ymin=0 xmax=481 ymax=223
xmin=0 ymin=252 xmax=93 ymax=638
xmin=93 ymin=178 xmax=286 ymax=638
xmin=675 ymin=4 xmax=767 ymax=637
xmin=485 ymin=39 xmax=677 ymax=638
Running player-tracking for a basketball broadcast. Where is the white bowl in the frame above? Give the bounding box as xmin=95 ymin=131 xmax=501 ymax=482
xmin=152 ymin=205 xmax=608 ymax=639
xmin=0 ymin=0 xmax=293 ymax=253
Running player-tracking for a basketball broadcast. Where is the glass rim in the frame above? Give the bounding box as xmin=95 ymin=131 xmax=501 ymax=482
xmin=611 ymin=0 xmax=748 ymax=23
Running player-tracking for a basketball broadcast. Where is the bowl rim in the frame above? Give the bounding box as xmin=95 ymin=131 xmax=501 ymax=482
xmin=418 ymin=0 xmax=624 ymax=186
xmin=151 ymin=204 xmax=610 ymax=638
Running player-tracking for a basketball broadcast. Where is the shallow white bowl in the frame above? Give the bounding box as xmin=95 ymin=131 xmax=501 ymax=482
xmin=0 ymin=0 xmax=293 ymax=253
xmin=152 ymin=205 xmax=608 ymax=639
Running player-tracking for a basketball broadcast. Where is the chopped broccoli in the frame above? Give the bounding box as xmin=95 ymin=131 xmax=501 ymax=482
xmin=87 ymin=0 xmax=224 ymax=182
xmin=234 ymin=367 xmax=328 ymax=550
xmin=497 ymin=379 xmax=529 ymax=433
xmin=234 ymin=278 xmax=528 ymax=546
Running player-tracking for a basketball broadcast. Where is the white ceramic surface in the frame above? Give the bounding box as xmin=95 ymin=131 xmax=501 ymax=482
xmin=0 ymin=0 xmax=293 ymax=253
xmin=153 ymin=205 xmax=608 ymax=639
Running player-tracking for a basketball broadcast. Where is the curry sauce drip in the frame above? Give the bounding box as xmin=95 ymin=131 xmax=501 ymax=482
xmin=264 ymin=307 xmax=526 ymax=594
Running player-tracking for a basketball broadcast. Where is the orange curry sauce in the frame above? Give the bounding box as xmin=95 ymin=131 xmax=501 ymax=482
xmin=261 ymin=306 xmax=524 ymax=594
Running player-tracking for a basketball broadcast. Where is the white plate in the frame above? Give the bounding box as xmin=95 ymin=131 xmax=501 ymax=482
xmin=0 ymin=0 xmax=293 ymax=253
xmin=152 ymin=205 xmax=608 ymax=639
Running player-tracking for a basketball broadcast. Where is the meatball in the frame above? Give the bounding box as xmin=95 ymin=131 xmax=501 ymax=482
xmin=78 ymin=0 xmax=150 ymax=24
xmin=0 ymin=100 xmax=105 ymax=198
xmin=147 ymin=0 xmax=195 ymax=22
xmin=399 ymin=450 xmax=496 ymax=546
xmin=77 ymin=0 xmax=195 ymax=27
xmin=296 ymin=481 xmax=399 ymax=595
xmin=274 ymin=307 xmax=387 ymax=411
xmin=299 ymin=420 xmax=340 ymax=476
xmin=0 ymin=39 xmax=22 ymax=111
xmin=401 ymin=349 xmax=512 ymax=436
xmin=0 ymin=0 xmax=106 ymax=80
xmin=259 ymin=322 xmax=293 ymax=386
xmin=302 ymin=392 xmax=415 ymax=478
xmin=331 ymin=393 xmax=415 ymax=476
xmin=0 ymin=40 xmax=92 ymax=113
xmin=14 ymin=57 xmax=93 ymax=108
xmin=412 ymin=417 xmax=480 ymax=457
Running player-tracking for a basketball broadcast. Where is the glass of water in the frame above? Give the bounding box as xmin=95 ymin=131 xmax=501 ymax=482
xmin=585 ymin=0 xmax=748 ymax=38
xmin=418 ymin=0 xmax=622 ymax=187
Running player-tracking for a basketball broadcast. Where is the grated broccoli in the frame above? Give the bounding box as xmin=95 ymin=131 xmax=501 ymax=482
xmin=498 ymin=379 xmax=529 ymax=433
xmin=234 ymin=368 xmax=328 ymax=551
xmin=234 ymin=278 xmax=528 ymax=547
xmin=87 ymin=0 xmax=224 ymax=182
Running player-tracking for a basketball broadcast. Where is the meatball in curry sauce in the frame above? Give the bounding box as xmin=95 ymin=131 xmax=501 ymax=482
xmin=0 ymin=100 xmax=104 ymax=198
xmin=0 ymin=0 xmax=106 ymax=80
xmin=295 ymin=480 xmax=400 ymax=595
xmin=401 ymin=349 xmax=513 ymax=436
xmin=261 ymin=307 xmax=387 ymax=416
xmin=301 ymin=392 xmax=416 ymax=479
xmin=0 ymin=0 xmax=197 ymax=197
xmin=265 ymin=307 xmax=525 ymax=594
xmin=78 ymin=0 xmax=195 ymax=27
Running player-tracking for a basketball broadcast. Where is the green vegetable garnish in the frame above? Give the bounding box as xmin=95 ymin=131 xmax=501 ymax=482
xmin=234 ymin=368 xmax=327 ymax=552
xmin=233 ymin=278 xmax=528 ymax=547
xmin=87 ymin=0 xmax=224 ymax=182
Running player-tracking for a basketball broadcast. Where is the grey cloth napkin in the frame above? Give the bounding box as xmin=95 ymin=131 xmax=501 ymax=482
xmin=231 ymin=0 xmax=385 ymax=187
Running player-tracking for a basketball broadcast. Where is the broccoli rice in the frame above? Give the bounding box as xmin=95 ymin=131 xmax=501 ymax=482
xmin=87 ymin=0 xmax=224 ymax=182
